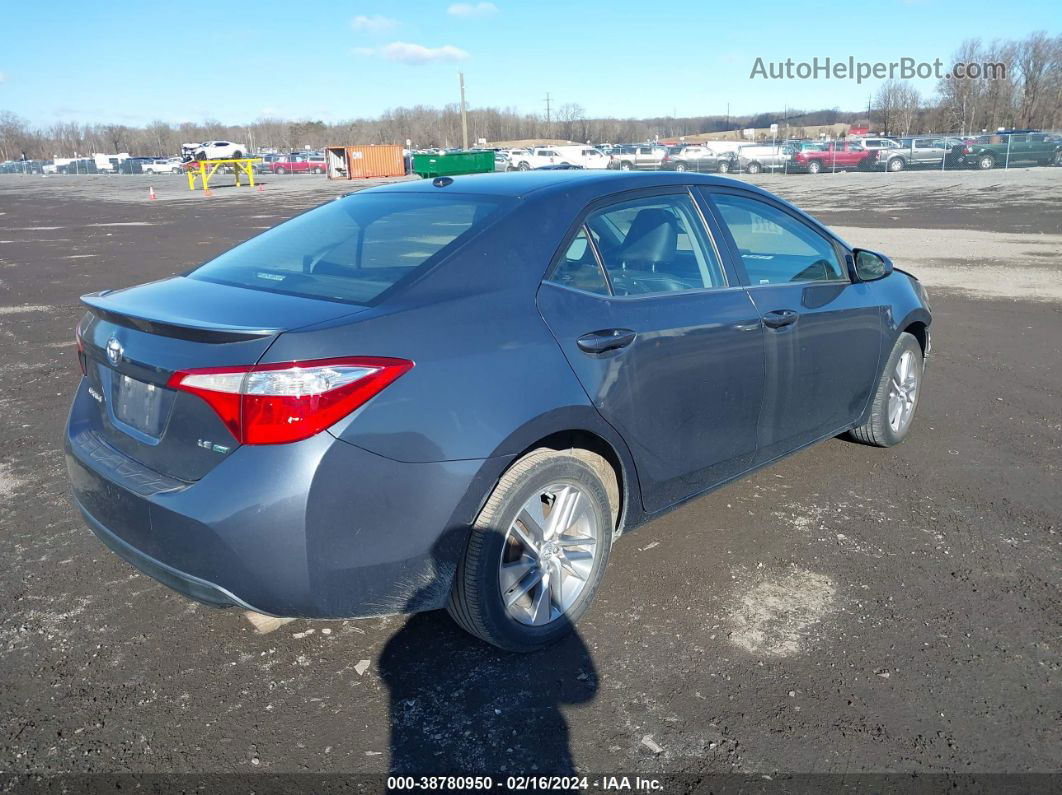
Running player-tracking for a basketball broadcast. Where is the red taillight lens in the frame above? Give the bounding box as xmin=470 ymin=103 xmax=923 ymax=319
xmin=168 ymin=356 xmax=413 ymax=445
xmin=74 ymin=319 xmax=87 ymax=376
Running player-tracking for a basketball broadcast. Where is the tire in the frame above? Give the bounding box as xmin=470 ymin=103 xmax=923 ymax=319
xmin=674 ymin=162 xmax=687 ymax=172
xmin=171 ymin=168 xmax=180 ymax=174
xmin=447 ymin=448 xmax=615 ymax=652
xmin=746 ymin=161 xmax=761 ymax=174
xmin=274 ymin=166 xmax=287 ymax=175
xmin=517 ymin=161 xmax=530 ymax=171
xmin=619 ymin=161 xmax=634 ymax=171
xmin=195 ymin=151 xmax=206 ymax=161
xmin=977 ymin=154 xmax=995 ymax=170
xmin=807 ymin=160 xmax=822 ymax=174
xmin=231 ymin=150 xmax=242 ymax=159
xmin=1053 ymin=150 xmax=1062 ymax=166
xmin=717 ymin=160 xmax=731 ymax=174
xmin=848 ymin=332 xmax=924 ymax=448
xmin=887 ymin=157 xmax=906 ymax=172
xmin=311 ymin=166 xmax=324 ymax=174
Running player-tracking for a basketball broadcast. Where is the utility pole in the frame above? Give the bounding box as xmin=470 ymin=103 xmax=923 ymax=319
xmin=544 ymin=92 xmax=552 ymax=138
xmin=459 ymin=72 xmax=469 ymax=150
xmin=725 ymin=102 xmax=730 ymax=132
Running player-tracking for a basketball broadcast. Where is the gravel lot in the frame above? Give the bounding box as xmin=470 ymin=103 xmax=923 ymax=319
xmin=0 ymin=169 xmax=1059 ymax=787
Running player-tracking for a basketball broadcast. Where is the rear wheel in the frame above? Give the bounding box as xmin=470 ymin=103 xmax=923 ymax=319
xmin=231 ymin=150 xmax=243 ymax=159
xmin=807 ymin=160 xmax=822 ymax=174
xmin=311 ymin=166 xmax=324 ymax=174
xmin=717 ymin=160 xmax=731 ymax=174
xmin=674 ymin=162 xmax=687 ymax=172
xmin=274 ymin=166 xmax=287 ymax=174
xmin=448 ymin=448 xmax=615 ymax=652
xmin=1053 ymin=150 xmax=1062 ymax=166
xmin=887 ymin=157 xmax=906 ymax=172
xmin=745 ymin=161 xmax=762 ymax=174
xmin=619 ymin=160 xmax=634 ymax=171
xmin=848 ymin=332 xmax=924 ymax=447
xmin=517 ymin=161 xmax=530 ymax=171
xmin=977 ymin=154 xmax=995 ymax=170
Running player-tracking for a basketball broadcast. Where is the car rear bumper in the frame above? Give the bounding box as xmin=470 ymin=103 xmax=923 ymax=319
xmin=66 ymin=400 xmax=502 ymax=618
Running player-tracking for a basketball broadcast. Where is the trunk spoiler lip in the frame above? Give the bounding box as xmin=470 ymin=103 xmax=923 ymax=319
xmin=81 ymin=293 xmax=277 ymax=343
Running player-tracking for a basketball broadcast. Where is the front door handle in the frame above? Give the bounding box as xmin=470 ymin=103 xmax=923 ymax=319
xmin=577 ymin=328 xmax=637 ymax=354
xmin=763 ymin=309 xmax=798 ymax=329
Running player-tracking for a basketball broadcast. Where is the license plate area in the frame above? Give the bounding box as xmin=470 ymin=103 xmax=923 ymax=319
xmin=112 ymin=373 xmax=166 ymax=438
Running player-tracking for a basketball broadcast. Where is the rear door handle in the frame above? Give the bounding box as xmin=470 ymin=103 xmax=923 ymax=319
xmin=576 ymin=328 xmax=637 ymax=354
xmin=763 ymin=309 xmax=798 ymax=329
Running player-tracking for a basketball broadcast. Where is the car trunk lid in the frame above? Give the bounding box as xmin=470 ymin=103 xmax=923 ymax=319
xmin=77 ymin=277 xmax=363 ymax=481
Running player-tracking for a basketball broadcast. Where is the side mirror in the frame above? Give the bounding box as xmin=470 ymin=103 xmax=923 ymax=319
xmin=851 ymin=248 xmax=894 ymax=282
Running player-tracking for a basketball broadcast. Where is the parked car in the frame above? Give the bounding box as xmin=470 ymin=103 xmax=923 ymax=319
xmin=735 ymin=144 xmax=793 ymax=174
xmin=66 ymin=170 xmax=931 ymax=652
xmin=851 ymin=137 xmax=902 ymax=155
xmin=57 ymin=158 xmax=98 ymax=174
xmin=875 ymin=137 xmax=967 ymax=172
xmin=509 ymin=147 xmax=580 ymax=170
xmin=270 ymin=154 xmax=327 ymax=174
xmin=957 ymin=131 xmax=1062 ymax=169
xmin=182 ymin=141 xmax=248 ymax=161
xmin=252 ymin=154 xmax=283 ymax=174
xmin=790 ymin=141 xmax=875 ymax=173
xmin=142 ymin=157 xmax=184 ymax=174
xmin=660 ymin=145 xmax=734 ymax=173
xmin=607 ymin=144 xmax=667 ymax=171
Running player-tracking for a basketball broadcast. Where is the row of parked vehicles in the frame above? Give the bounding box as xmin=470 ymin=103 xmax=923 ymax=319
xmin=489 ymin=130 xmax=1062 ymax=175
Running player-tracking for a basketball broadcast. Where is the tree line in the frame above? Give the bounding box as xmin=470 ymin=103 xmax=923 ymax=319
xmin=1 ymin=32 xmax=1058 ymax=161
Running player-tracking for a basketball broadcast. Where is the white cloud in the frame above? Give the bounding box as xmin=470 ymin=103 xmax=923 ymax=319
xmin=357 ymin=41 xmax=470 ymax=64
xmin=351 ymin=14 xmax=399 ymax=32
xmin=447 ymin=2 xmax=498 ymax=18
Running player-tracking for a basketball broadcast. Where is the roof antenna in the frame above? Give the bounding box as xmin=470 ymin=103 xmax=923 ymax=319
xmin=432 ymin=176 xmax=453 ymax=188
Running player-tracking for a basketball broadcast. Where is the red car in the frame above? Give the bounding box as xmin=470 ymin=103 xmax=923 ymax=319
xmin=270 ymin=154 xmax=326 ymax=175
xmin=791 ymin=141 xmax=875 ymax=174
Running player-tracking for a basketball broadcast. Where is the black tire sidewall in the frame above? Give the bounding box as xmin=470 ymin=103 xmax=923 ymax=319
xmin=875 ymin=333 xmax=924 ymax=446
xmin=453 ymin=453 xmax=612 ymax=651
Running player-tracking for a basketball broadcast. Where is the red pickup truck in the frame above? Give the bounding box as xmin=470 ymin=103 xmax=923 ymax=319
xmin=270 ymin=153 xmax=326 ymax=174
xmin=791 ymin=141 xmax=875 ymax=173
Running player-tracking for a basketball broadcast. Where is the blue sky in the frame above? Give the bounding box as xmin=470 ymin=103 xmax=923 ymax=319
xmin=0 ymin=1 xmax=1056 ymax=126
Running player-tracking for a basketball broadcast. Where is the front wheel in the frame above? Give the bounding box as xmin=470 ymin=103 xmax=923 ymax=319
xmin=311 ymin=166 xmax=324 ymax=174
xmin=674 ymin=162 xmax=687 ymax=172
xmin=745 ymin=161 xmax=761 ymax=174
xmin=848 ymin=332 xmax=924 ymax=447
xmin=517 ymin=161 xmax=530 ymax=171
xmin=807 ymin=160 xmax=822 ymax=174
xmin=274 ymin=166 xmax=287 ymax=174
xmin=1053 ymin=150 xmax=1062 ymax=166
xmin=887 ymin=157 xmax=906 ymax=172
xmin=717 ymin=160 xmax=731 ymax=174
xmin=619 ymin=161 xmax=634 ymax=171
xmin=448 ymin=448 xmax=615 ymax=652
xmin=977 ymin=154 xmax=995 ymax=170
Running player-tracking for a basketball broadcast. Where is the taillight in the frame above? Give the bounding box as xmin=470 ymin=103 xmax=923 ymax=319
xmin=74 ymin=319 xmax=87 ymax=376
xmin=168 ymin=356 xmax=413 ymax=445
xmin=963 ymin=146 xmax=972 ymax=154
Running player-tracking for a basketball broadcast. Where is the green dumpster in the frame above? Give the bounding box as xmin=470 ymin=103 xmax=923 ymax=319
xmin=411 ymin=150 xmax=495 ymax=178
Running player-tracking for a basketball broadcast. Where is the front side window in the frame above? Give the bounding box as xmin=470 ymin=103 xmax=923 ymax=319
xmin=712 ymin=194 xmax=846 ymax=285
xmin=190 ymin=192 xmax=505 ymax=304
xmin=585 ymin=193 xmax=726 ymax=296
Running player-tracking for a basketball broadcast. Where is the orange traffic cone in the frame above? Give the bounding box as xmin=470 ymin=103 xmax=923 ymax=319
xmin=203 ymin=188 xmax=213 ymax=197
xmin=148 ymin=186 xmax=157 ymax=200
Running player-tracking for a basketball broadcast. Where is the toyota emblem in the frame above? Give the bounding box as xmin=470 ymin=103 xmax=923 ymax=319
xmin=106 ymin=337 xmax=123 ymax=366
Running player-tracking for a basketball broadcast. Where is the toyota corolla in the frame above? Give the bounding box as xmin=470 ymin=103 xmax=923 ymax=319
xmin=65 ymin=171 xmax=931 ymax=651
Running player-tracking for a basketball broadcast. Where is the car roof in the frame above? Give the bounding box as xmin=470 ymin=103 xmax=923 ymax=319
xmin=362 ymin=170 xmax=768 ymax=201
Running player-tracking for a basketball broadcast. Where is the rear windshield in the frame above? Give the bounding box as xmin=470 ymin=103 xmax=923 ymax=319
xmin=189 ymin=192 xmax=505 ymax=304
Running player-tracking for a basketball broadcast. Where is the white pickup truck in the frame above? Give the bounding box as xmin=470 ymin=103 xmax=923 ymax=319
xmin=509 ymin=146 xmax=608 ymax=170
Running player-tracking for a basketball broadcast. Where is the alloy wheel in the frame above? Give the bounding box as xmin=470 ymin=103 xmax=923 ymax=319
xmin=887 ymin=350 xmax=920 ymax=433
xmin=499 ymin=483 xmax=600 ymax=626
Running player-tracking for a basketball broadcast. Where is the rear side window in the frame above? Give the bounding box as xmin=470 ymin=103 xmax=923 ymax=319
xmin=190 ymin=193 xmax=504 ymax=304
xmin=586 ymin=193 xmax=726 ymax=295
xmin=712 ymin=194 xmax=846 ymax=285
xmin=546 ymin=228 xmax=609 ymax=295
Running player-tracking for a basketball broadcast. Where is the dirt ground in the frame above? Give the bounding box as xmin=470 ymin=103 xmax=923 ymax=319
xmin=0 ymin=169 xmax=1059 ymax=788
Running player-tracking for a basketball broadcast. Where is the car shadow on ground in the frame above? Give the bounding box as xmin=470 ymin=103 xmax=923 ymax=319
xmin=379 ymin=576 xmax=597 ymax=775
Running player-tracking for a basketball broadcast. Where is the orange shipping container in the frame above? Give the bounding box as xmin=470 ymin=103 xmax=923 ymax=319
xmin=345 ymin=145 xmax=406 ymax=179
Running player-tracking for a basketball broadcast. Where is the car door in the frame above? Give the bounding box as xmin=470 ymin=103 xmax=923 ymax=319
xmin=537 ymin=188 xmax=766 ymax=513
xmin=703 ymin=188 xmax=884 ymax=462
